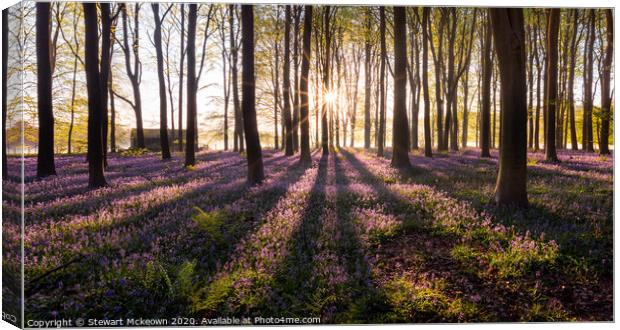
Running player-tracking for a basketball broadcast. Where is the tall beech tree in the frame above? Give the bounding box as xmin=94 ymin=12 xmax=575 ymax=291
xmin=178 ymin=4 xmax=185 ymax=151
xmin=99 ymin=4 xmax=113 ymax=167
xmin=599 ymin=10 xmax=613 ymax=155
xmin=321 ymin=6 xmax=332 ymax=156
xmin=230 ymin=4 xmax=244 ymax=152
xmin=185 ymin=4 xmax=197 ymax=167
xmin=391 ymin=7 xmax=412 ymax=169
xmin=282 ymin=6 xmax=294 ymax=156
xmin=567 ymin=9 xmax=580 ymax=150
xmin=480 ymin=12 xmax=492 ymax=158
xmin=2 ymin=9 xmax=8 ymax=178
xmin=152 ymin=3 xmax=171 ymax=159
xmin=489 ymin=8 xmax=528 ymax=207
xmin=422 ymin=8 xmax=432 ymax=157
xmin=377 ymin=7 xmax=387 ymax=157
xmin=241 ymin=5 xmax=265 ymax=184
xmin=582 ymin=10 xmax=595 ymax=152
xmin=299 ymin=5 xmax=313 ymax=165
xmin=83 ymin=3 xmax=106 ymax=187
xmin=118 ymin=3 xmax=145 ymax=149
xmin=544 ymin=9 xmax=560 ymax=162
xmin=292 ymin=7 xmax=301 ymax=152
xmin=429 ymin=10 xmax=446 ymax=150
xmin=36 ymin=2 xmax=56 ymax=177
xmin=363 ymin=8 xmax=372 ymax=149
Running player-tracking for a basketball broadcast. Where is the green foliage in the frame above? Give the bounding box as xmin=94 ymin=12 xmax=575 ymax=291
xmin=191 ymin=207 xmax=228 ymax=244
xmin=488 ymin=239 xmax=559 ymax=279
xmin=383 ymin=276 xmax=482 ymax=322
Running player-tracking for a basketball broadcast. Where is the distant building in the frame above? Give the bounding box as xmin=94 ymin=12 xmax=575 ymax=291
xmin=130 ymin=129 xmax=186 ymax=150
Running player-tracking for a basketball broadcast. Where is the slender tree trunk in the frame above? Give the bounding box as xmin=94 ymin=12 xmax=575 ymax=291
xmin=583 ymin=10 xmax=595 ymax=152
xmin=36 ymin=2 xmax=56 ymax=177
xmin=599 ymin=10 xmax=613 ymax=154
xmin=299 ymin=5 xmax=312 ymax=164
xmin=544 ymin=9 xmax=560 ymax=162
xmin=534 ymin=23 xmax=542 ymax=151
xmin=109 ymin=74 xmax=116 ymax=153
xmin=461 ymin=70 xmax=469 ymax=148
xmin=392 ymin=7 xmax=412 ymax=168
xmin=152 ymin=4 xmax=171 ymax=159
xmin=480 ymin=13 xmax=492 ymax=158
xmin=527 ymin=23 xmax=534 ymax=149
xmin=364 ymin=8 xmax=372 ymax=149
xmin=568 ymin=10 xmax=579 ymax=151
xmin=2 ymin=9 xmax=7 ymax=177
xmin=185 ymin=4 xmax=197 ymax=166
xmin=292 ymin=8 xmax=300 ymax=152
xmin=378 ymin=6 xmax=386 ymax=157
xmin=431 ymin=11 xmax=446 ymax=150
xmin=241 ymin=5 xmax=265 ymax=184
xmin=178 ymin=4 xmax=185 ymax=151
xmin=83 ymin=3 xmax=106 ymax=187
xmin=283 ymin=6 xmax=294 ymax=155
xmin=120 ymin=3 xmax=145 ymax=149
xmin=100 ymin=4 xmax=112 ymax=167
xmin=67 ymin=56 xmax=78 ymax=154
xmin=490 ymin=8 xmax=528 ymax=207
xmin=422 ymin=8 xmax=432 ymax=157
xmin=321 ymin=6 xmax=331 ymax=155
xmin=230 ymin=5 xmax=243 ymax=153
xmin=274 ymin=41 xmax=280 ymax=150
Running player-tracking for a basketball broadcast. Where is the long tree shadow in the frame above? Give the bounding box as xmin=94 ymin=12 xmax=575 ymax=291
xmin=242 ymin=154 xmax=330 ymax=318
xmin=338 ymin=149 xmax=584 ymax=322
xmin=24 ymin=156 xmax=250 ymax=222
xmin=24 ymin=151 xmax=292 ymax=247
xmin=404 ymin=150 xmax=613 ymax=291
xmin=330 ymin=152 xmax=391 ymax=322
xmin=25 ymin=151 xmax=319 ymax=320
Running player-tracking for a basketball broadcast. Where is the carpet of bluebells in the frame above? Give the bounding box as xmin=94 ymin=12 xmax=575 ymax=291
xmin=2 ymin=147 xmax=612 ymax=322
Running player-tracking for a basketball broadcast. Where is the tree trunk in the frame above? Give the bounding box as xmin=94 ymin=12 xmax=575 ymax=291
xmin=2 ymin=9 xmax=7 ymax=177
xmin=83 ymin=3 xmax=106 ymax=187
xmin=422 ymin=8 xmax=432 ymax=157
xmin=567 ymin=10 xmax=579 ymax=151
xmin=100 ymin=4 xmax=112 ymax=167
xmin=480 ymin=13 xmax=492 ymax=158
xmin=583 ymin=10 xmax=595 ymax=152
xmin=283 ymin=6 xmax=294 ymax=156
xmin=599 ymin=10 xmax=613 ymax=154
xmin=185 ymin=4 xmax=197 ymax=166
xmin=299 ymin=5 xmax=313 ymax=164
xmin=461 ymin=70 xmax=469 ymax=148
xmin=534 ymin=20 xmax=542 ymax=151
xmin=292 ymin=8 xmax=301 ymax=152
xmin=391 ymin=7 xmax=412 ymax=168
xmin=36 ymin=2 xmax=56 ymax=177
xmin=378 ymin=7 xmax=386 ymax=157
xmin=109 ymin=74 xmax=116 ymax=153
xmin=321 ymin=7 xmax=331 ymax=156
xmin=430 ymin=10 xmax=445 ymax=150
xmin=274 ymin=40 xmax=280 ymax=150
xmin=230 ymin=5 xmax=244 ymax=153
xmin=120 ymin=4 xmax=145 ymax=149
xmin=489 ymin=8 xmax=528 ymax=207
xmin=152 ymin=4 xmax=171 ymax=159
xmin=178 ymin=4 xmax=185 ymax=151
xmin=364 ymin=8 xmax=372 ymax=149
xmin=241 ymin=5 xmax=265 ymax=184
xmin=544 ymin=9 xmax=560 ymax=162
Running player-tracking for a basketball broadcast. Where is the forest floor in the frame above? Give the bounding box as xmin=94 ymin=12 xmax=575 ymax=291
xmin=3 ymin=147 xmax=613 ymax=322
